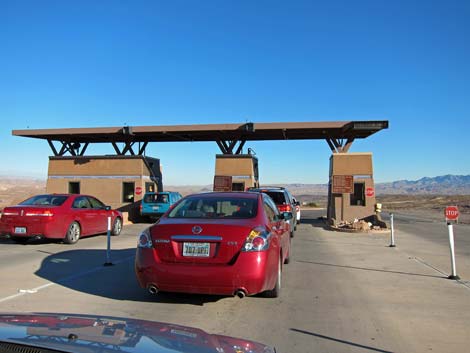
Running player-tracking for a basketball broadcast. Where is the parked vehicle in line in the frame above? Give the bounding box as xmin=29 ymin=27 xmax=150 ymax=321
xmin=0 ymin=194 xmax=122 ymax=244
xmin=135 ymin=192 xmax=292 ymax=298
xmin=0 ymin=313 xmax=275 ymax=353
xmin=247 ymin=186 xmax=297 ymax=236
xmin=140 ymin=191 xmax=182 ymax=220
xmin=292 ymin=197 xmax=301 ymax=224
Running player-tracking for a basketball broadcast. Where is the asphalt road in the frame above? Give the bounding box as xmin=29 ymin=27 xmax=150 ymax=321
xmin=381 ymin=211 xmax=470 ymax=279
xmin=0 ymin=210 xmax=469 ymax=353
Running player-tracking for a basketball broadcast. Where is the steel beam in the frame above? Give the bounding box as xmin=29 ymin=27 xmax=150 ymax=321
xmin=47 ymin=140 xmax=59 ymax=156
xmin=235 ymin=140 xmax=246 ymax=154
xmin=138 ymin=141 xmax=148 ymax=155
xmin=111 ymin=142 xmax=122 ymax=155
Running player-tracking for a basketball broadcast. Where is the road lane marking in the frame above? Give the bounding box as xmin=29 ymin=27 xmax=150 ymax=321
xmin=0 ymin=255 xmax=135 ymax=304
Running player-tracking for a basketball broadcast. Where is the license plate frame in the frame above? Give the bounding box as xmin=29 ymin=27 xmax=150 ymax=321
xmin=182 ymin=242 xmax=210 ymax=257
xmin=14 ymin=227 xmax=27 ymax=234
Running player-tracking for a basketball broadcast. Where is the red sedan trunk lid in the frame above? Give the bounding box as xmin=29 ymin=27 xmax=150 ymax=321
xmin=150 ymin=219 xmax=256 ymax=265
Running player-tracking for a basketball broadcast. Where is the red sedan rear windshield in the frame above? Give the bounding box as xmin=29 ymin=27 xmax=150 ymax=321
xmin=168 ymin=196 xmax=257 ymax=219
xmin=19 ymin=195 xmax=68 ymax=206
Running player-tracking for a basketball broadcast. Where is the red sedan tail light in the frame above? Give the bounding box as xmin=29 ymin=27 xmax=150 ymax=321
xmin=277 ymin=204 xmax=291 ymax=213
xmin=242 ymin=227 xmax=270 ymax=252
xmin=25 ymin=210 xmax=54 ymax=217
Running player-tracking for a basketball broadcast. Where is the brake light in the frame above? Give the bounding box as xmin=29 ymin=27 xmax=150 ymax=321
xmin=277 ymin=204 xmax=291 ymax=213
xmin=242 ymin=227 xmax=270 ymax=252
xmin=2 ymin=211 xmax=19 ymax=216
xmin=138 ymin=229 xmax=153 ymax=248
xmin=25 ymin=210 xmax=54 ymax=217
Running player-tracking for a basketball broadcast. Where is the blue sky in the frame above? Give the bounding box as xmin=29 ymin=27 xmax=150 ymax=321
xmin=0 ymin=0 xmax=469 ymax=184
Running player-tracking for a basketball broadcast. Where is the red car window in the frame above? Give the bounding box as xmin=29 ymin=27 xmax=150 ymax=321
xmin=168 ymin=196 xmax=258 ymax=219
xmin=19 ymin=195 xmax=68 ymax=206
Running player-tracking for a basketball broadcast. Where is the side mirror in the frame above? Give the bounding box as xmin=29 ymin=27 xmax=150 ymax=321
xmin=105 ymin=206 xmax=111 ymax=211
xmin=294 ymin=201 xmax=300 ymax=206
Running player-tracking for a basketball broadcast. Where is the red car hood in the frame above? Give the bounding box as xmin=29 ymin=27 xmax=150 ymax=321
xmin=0 ymin=312 xmax=275 ymax=353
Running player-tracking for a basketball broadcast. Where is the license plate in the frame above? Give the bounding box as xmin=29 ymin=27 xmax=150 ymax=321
xmin=183 ymin=242 xmax=210 ymax=257
xmin=152 ymin=206 xmax=159 ymax=210
xmin=14 ymin=227 xmax=26 ymax=234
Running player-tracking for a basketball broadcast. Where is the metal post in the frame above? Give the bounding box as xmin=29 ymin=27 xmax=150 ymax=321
xmin=447 ymin=222 xmax=460 ymax=280
xmin=104 ymin=216 xmax=113 ymax=266
xmin=389 ymin=213 xmax=396 ymax=247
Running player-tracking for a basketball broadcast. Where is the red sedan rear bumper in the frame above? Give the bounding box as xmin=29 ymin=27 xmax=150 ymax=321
xmin=135 ymin=248 xmax=278 ymax=296
xmin=0 ymin=218 xmax=60 ymax=239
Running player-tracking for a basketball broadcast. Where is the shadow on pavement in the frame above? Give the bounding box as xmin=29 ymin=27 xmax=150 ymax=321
xmin=0 ymin=233 xmax=111 ymax=246
xmin=296 ymin=260 xmax=444 ymax=279
xmin=290 ymin=328 xmax=393 ymax=353
xmin=34 ymin=248 xmax=226 ymax=305
xmin=0 ymin=236 xmax=61 ymax=246
xmin=300 ymin=217 xmax=329 ymax=230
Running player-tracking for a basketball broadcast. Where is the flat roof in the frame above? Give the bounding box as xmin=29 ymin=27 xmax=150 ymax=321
xmin=12 ymin=121 xmax=388 ymax=143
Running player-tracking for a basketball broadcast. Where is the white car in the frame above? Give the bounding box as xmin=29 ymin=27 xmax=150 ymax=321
xmin=293 ymin=197 xmax=301 ymax=224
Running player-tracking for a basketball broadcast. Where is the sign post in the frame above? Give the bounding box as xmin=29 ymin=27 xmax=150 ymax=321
xmin=104 ymin=216 xmax=113 ymax=266
xmin=445 ymin=206 xmax=459 ymax=280
xmin=389 ymin=213 xmax=396 ymax=247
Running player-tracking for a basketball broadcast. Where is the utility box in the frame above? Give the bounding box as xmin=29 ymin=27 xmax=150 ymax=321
xmin=213 ymin=154 xmax=259 ymax=191
xmin=327 ymin=153 xmax=376 ymax=224
xmin=46 ymin=155 xmax=162 ymax=222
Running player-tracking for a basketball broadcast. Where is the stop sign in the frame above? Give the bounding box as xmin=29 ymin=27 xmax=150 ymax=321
xmin=366 ymin=187 xmax=375 ymax=197
xmin=135 ymin=186 xmax=142 ymax=195
xmin=445 ymin=206 xmax=459 ymax=221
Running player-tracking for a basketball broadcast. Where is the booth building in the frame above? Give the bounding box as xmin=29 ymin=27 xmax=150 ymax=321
xmin=213 ymin=154 xmax=259 ymax=191
xmin=327 ymin=152 xmax=376 ymax=224
xmin=46 ymin=155 xmax=162 ymax=222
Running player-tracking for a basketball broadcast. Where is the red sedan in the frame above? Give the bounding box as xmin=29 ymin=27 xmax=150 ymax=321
xmin=135 ymin=192 xmax=292 ymax=298
xmin=0 ymin=194 xmax=122 ymax=244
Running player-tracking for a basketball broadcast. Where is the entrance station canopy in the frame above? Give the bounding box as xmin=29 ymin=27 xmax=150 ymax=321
xmin=13 ymin=121 xmax=388 ymax=156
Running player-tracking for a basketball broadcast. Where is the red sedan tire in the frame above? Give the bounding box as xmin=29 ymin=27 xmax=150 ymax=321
xmin=64 ymin=222 xmax=81 ymax=244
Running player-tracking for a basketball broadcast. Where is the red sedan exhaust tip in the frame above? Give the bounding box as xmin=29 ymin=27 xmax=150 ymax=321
xmin=234 ymin=289 xmax=247 ymax=299
xmin=148 ymin=284 xmax=159 ymax=295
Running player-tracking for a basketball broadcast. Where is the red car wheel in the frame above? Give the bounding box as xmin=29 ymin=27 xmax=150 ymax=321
xmin=64 ymin=222 xmax=80 ymax=244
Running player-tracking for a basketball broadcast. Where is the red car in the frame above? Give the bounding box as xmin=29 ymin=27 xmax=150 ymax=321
xmin=0 ymin=194 xmax=122 ymax=244
xmin=135 ymin=192 xmax=292 ymax=298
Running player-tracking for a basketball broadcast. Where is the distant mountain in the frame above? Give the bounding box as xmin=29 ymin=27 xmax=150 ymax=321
xmin=376 ymin=174 xmax=470 ymax=195
xmin=272 ymin=175 xmax=470 ymax=196
xmin=1 ymin=175 xmax=469 ymax=202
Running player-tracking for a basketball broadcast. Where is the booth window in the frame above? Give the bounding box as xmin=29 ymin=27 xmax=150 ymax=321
xmin=122 ymin=182 xmax=135 ymax=203
xmin=145 ymin=182 xmax=155 ymax=193
xmin=350 ymin=182 xmax=365 ymax=206
xmin=68 ymin=182 xmax=80 ymax=194
xmin=232 ymin=182 xmax=245 ymax=191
